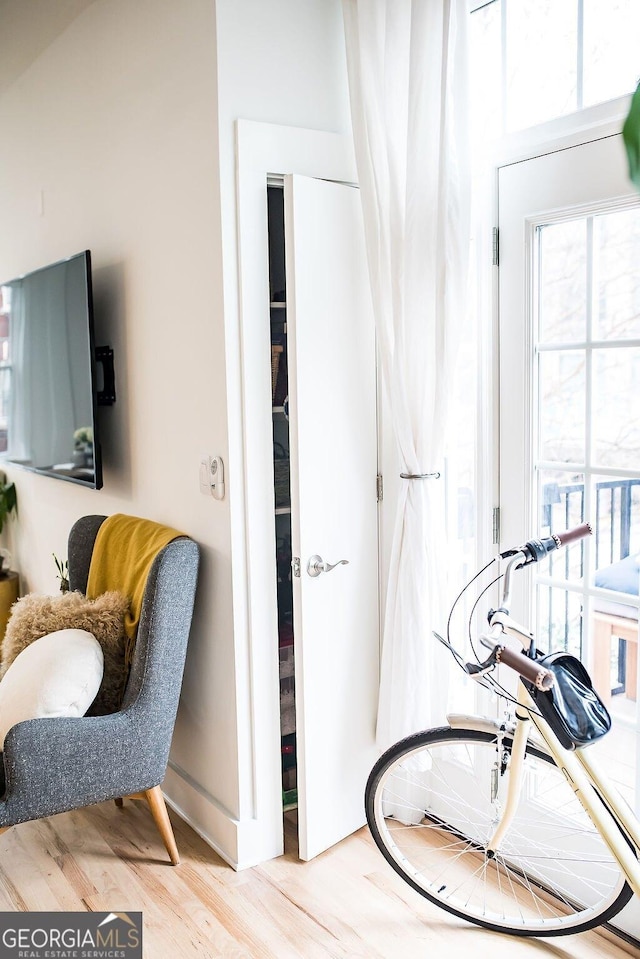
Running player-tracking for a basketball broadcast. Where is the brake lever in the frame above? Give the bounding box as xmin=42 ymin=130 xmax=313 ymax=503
xmin=432 ymin=631 xmax=469 ymax=671
xmin=466 ymin=646 xmax=500 ymax=676
xmin=434 ymin=630 xmax=500 ymax=678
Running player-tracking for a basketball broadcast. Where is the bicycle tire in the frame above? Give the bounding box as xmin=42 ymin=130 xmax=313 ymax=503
xmin=366 ymin=725 xmax=633 ymax=936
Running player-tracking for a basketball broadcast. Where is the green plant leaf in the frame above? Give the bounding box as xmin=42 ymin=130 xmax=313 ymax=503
xmin=0 ymin=481 xmax=17 ymax=534
xmin=623 ymin=82 xmax=640 ymax=191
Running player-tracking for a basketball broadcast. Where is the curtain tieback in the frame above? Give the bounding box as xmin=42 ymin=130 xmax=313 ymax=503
xmin=400 ymin=472 xmax=441 ymax=480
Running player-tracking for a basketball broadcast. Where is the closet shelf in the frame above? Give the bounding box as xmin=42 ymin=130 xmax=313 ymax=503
xmin=270 ymin=302 xmax=287 ymax=309
xmin=275 ymin=506 xmax=291 ymax=515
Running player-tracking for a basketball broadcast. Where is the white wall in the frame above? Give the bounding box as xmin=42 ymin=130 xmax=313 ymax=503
xmin=0 ymin=0 xmax=243 ymax=850
xmin=0 ymin=0 xmax=353 ymax=868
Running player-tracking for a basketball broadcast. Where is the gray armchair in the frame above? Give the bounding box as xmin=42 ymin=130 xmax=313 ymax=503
xmin=0 ymin=514 xmax=199 ymax=864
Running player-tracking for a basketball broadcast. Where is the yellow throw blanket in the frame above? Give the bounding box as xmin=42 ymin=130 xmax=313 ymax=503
xmin=86 ymin=513 xmax=184 ymax=663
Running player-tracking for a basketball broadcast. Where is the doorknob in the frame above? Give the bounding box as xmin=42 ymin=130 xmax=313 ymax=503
xmin=307 ymin=554 xmax=349 ymax=578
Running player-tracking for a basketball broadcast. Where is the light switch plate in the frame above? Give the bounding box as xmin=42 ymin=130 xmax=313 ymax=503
xmin=209 ymin=455 xmax=225 ymax=500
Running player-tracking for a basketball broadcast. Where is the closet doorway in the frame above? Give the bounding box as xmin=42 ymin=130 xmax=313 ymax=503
xmin=237 ymin=122 xmax=381 ymax=865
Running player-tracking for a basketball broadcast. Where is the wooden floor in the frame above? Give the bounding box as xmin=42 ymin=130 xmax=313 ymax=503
xmin=0 ymin=800 xmax=635 ymax=958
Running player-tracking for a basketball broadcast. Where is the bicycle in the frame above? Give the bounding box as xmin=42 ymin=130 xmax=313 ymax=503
xmin=365 ymin=523 xmax=640 ymax=937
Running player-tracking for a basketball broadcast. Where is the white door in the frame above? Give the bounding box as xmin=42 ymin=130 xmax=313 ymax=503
xmin=284 ymin=174 xmax=380 ymax=861
xmin=499 ymin=134 xmax=640 ymax=937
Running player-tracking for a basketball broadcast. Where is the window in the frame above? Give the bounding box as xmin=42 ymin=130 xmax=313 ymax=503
xmin=470 ymin=0 xmax=640 ymax=138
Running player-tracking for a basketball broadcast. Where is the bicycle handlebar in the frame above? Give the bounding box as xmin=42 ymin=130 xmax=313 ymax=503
xmin=500 ymin=522 xmax=592 ymax=566
xmin=495 ymin=644 xmax=554 ymax=691
xmin=465 ymin=523 xmax=593 ymax=691
xmin=554 ymin=522 xmax=593 ymax=548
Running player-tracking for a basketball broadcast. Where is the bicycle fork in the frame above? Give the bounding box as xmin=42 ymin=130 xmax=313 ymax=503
xmin=485 ymin=708 xmax=530 ymax=858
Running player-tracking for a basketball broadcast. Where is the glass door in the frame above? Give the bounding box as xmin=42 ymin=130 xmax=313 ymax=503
xmin=536 ymin=209 xmax=640 ymax=688
xmin=499 ymin=134 xmax=640 ymax=937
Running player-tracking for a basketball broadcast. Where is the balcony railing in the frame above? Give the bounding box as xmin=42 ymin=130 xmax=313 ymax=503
xmin=540 ymin=478 xmax=640 ymax=666
xmin=542 ymin=478 xmax=640 ymax=570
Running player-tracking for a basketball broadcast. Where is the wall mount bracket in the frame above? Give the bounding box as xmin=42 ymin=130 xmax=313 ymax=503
xmin=95 ymin=346 xmax=116 ymax=406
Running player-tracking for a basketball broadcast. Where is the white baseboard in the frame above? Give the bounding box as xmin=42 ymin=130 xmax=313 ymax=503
xmin=163 ymin=762 xmax=284 ymax=871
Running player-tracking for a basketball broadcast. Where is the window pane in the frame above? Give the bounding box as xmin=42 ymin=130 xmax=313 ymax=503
xmin=539 ymin=469 xmax=586 ymax=583
xmin=583 ymin=0 xmax=640 ymax=107
xmin=592 ymin=474 xmax=640 ymax=570
xmin=505 ymin=0 xmax=577 ymax=131
xmin=593 ymin=208 xmax=640 ymax=341
xmin=539 ymin=220 xmax=587 ymax=343
xmin=592 ymin=347 xmax=640 ymax=469
xmin=537 ymin=584 xmax=583 ymax=657
xmin=470 ymin=1 xmax=640 ymax=133
xmin=538 ymin=350 xmax=585 ymax=463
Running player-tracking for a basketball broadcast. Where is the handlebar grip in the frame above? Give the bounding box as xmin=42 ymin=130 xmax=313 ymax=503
xmin=555 ymin=523 xmax=593 ymax=548
xmin=508 ymin=522 xmax=593 ymax=564
xmin=495 ymin=645 xmax=555 ymax=691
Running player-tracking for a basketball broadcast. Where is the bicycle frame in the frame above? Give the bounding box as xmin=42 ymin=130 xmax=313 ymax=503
xmin=449 ymin=697 xmax=640 ymax=897
xmin=521 ymin=683 xmax=640 ymax=898
xmin=462 ymin=546 xmax=640 ymax=898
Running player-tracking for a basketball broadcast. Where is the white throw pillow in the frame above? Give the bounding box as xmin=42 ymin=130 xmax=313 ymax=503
xmin=0 ymin=629 xmax=104 ymax=747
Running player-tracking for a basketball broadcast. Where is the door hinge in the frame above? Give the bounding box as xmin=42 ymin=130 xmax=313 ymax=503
xmin=376 ymin=473 xmax=383 ymax=502
xmin=492 ymin=227 xmax=499 ymax=267
xmin=492 ymin=506 xmax=501 ymax=546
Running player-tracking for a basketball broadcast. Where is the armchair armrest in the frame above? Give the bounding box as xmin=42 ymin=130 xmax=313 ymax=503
xmin=0 ymin=710 xmax=167 ymax=827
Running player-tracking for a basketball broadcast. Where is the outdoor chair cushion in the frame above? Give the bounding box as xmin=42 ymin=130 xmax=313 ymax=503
xmin=594 ymin=554 xmax=640 ymax=620
xmin=595 ymin=554 xmax=640 ymax=595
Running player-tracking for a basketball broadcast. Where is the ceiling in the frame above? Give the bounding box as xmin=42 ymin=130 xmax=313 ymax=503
xmin=0 ymin=0 xmax=95 ymax=97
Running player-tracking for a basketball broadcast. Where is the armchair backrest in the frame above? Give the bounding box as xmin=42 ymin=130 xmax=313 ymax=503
xmin=67 ymin=515 xmax=199 ymax=779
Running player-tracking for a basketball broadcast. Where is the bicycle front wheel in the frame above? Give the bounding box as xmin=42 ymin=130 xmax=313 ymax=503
xmin=366 ymin=726 xmax=632 ymax=936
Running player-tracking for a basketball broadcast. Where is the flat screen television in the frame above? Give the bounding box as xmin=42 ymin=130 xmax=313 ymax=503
xmin=0 ymin=250 xmax=103 ymax=489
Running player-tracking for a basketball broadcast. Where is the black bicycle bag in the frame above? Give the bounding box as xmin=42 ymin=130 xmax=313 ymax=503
xmin=525 ymin=651 xmax=611 ymax=750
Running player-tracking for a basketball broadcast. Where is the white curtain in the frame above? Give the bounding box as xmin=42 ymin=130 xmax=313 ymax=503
xmin=342 ymin=0 xmax=471 ymax=749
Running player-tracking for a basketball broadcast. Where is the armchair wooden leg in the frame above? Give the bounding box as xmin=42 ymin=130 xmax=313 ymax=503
xmin=143 ymin=786 xmax=180 ymax=865
xmin=120 ymin=786 xmax=180 ymax=864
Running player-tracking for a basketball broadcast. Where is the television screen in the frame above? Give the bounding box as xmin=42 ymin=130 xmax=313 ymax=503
xmin=0 ymin=251 xmax=102 ymax=489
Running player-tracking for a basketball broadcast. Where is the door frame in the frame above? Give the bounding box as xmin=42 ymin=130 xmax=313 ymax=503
xmin=233 ymin=120 xmax=368 ymax=868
